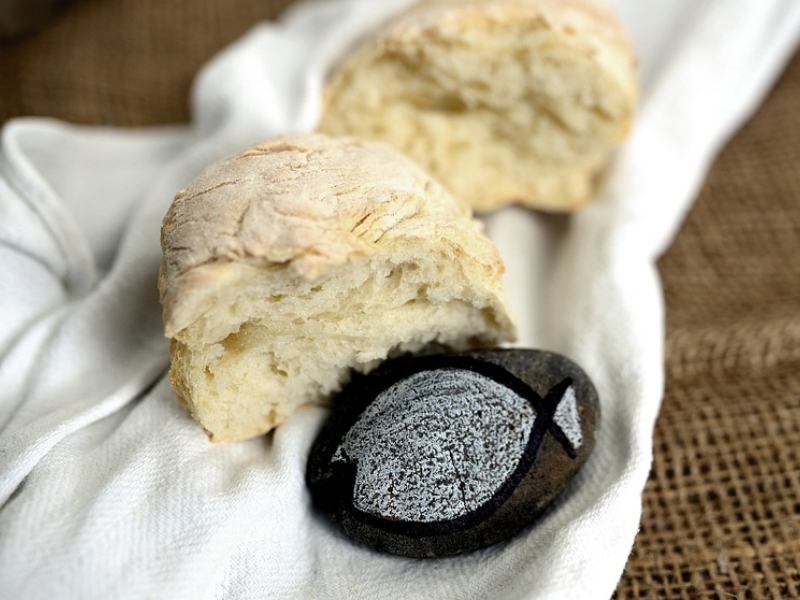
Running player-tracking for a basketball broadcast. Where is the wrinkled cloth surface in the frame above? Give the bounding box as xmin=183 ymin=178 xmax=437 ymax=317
xmin=1 ymin=0 xmax=799 ymax=598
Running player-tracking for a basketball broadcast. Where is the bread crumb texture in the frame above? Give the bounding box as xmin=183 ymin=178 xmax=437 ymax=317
xmin=159 ymin=133 xmax=516 ymax=441
xmin=319 ymin=0 xmax=638 ymax=212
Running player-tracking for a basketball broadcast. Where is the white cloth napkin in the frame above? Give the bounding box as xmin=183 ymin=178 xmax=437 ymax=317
xmin=1 ymin=0 xmax=798 ymax=598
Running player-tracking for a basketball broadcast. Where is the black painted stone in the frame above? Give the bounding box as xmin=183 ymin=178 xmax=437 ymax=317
xmin=306 ymin=348 xmax=600 ymax=558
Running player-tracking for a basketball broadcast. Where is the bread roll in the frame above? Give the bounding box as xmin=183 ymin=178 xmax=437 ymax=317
xmin=319 ymin=0 xmax=638 ymax=212
xmin=159 ymin=133 xmax=516 ymax=442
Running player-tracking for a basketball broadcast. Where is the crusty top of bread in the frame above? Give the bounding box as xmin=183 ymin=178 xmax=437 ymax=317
xmin=387 ymin=0 xmax=628 ymax=38
xmin=159 ymin=133 xmax=508 ymax=337
xmin=365 ymin=0 xmax=635 ymax=97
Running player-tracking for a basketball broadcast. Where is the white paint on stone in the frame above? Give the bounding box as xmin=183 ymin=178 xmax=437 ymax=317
xmin=553 ymin=385 xmax=582 ymax=450
xmin=332 ymin=368 xmax=537 ymax=522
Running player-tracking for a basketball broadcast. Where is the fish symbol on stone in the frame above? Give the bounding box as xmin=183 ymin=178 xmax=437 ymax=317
xmin=307 ymin=351 xmax=595 ymax=553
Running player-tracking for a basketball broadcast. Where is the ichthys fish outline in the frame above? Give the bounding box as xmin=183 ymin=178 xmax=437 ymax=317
xmin=314 ymin=354 xmax=582 ymax=539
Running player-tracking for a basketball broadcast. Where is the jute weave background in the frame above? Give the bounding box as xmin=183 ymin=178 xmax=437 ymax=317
xmin=1 ymin=0 xmax=798 ymax=597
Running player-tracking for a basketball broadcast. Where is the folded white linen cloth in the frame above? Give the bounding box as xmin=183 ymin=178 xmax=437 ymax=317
xmin=1 ymin=0 xmax=798 ymax=598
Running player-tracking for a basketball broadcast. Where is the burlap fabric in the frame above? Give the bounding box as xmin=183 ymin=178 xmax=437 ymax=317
xmin=1 ymin=1 xmax=798 ymax=597
xmin=616 ymin=48 xmax=800 ymax=599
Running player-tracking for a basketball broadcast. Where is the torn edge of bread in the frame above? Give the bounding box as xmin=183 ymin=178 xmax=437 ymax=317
xmin=159 ymin=133 xmax=516 ymax=442
xmin=319 ymin=0 xmax=638 ymax=212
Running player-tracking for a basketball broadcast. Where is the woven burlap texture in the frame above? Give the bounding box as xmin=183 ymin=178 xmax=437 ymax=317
xmin=1 ymin=0 xmax=798 ymax=597
xmin=615 ymin=47 xmax=800 ymax=599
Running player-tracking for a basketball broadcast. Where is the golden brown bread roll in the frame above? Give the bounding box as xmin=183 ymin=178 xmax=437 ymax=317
xmin=159 ymin=133 xmax=516 ymax=442
xmin=319 ymin=0 xmax=638 ymax=212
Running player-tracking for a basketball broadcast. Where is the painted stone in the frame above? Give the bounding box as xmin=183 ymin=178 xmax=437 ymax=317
xmin=305 ymin=348 xmax=600 ymax=558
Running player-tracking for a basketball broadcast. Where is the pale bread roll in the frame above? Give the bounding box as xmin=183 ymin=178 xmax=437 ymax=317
xmin=159 ymin=133 xmax=516 ymax=442
xmin=319 ymin=0 xmax=638 ymax=212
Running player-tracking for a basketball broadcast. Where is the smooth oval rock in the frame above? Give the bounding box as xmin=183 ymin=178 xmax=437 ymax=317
xmin=305 ymin=348 xmax=600 ymax=558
